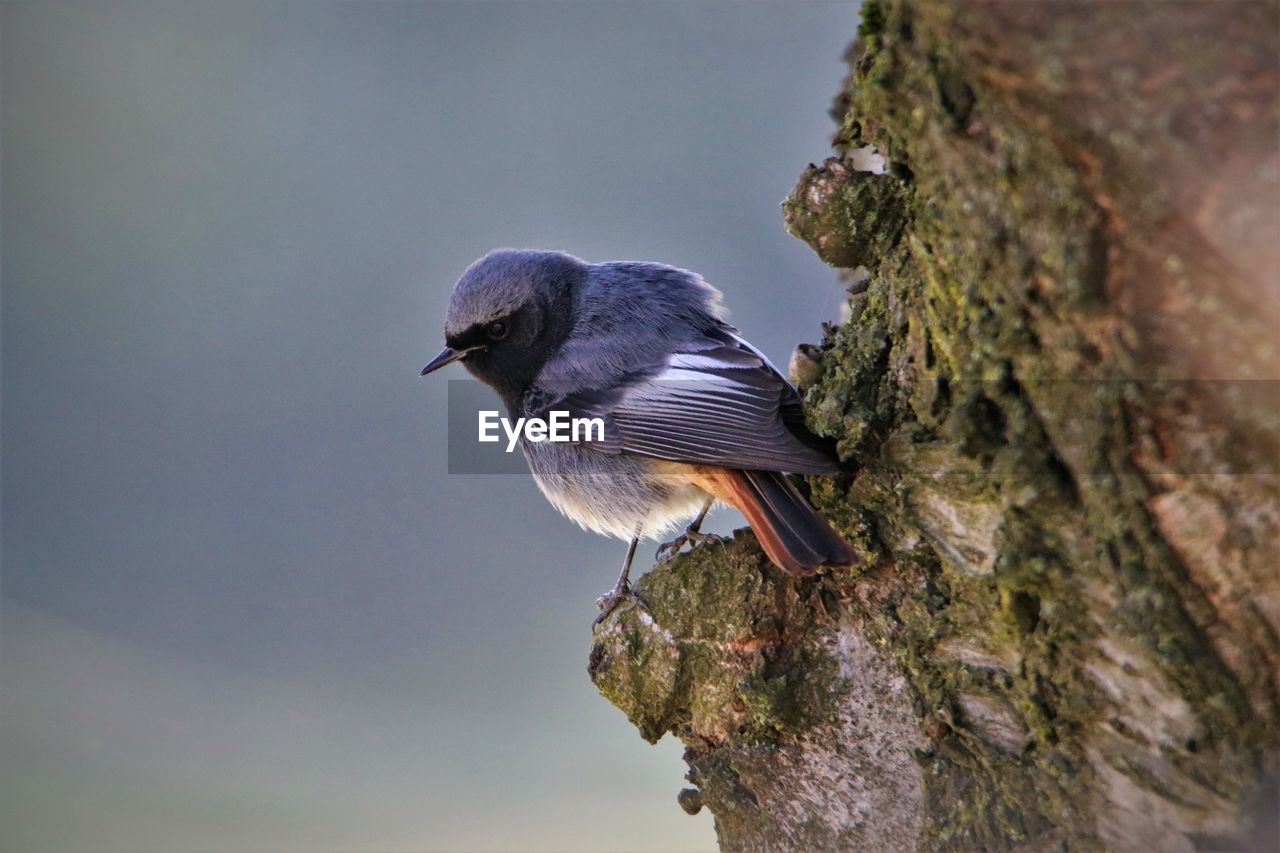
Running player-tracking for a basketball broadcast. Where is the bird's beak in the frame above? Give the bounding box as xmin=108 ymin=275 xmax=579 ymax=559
xmin=420 ymin=345 xmax=478 ymax=376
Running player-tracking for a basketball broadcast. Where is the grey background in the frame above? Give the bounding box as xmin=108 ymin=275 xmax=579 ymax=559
xmin=1 ymin=2 xmax=859 ymax=851
xmin=447 ymin=379 xmax=531 ymax=474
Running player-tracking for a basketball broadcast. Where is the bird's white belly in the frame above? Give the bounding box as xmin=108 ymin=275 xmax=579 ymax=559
xmin=523 ymin=441 xmax=710 ymax=540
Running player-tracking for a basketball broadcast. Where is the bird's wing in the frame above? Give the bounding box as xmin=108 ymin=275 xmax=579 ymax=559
xmin=538 ymin=329 xmax=840 ymax=475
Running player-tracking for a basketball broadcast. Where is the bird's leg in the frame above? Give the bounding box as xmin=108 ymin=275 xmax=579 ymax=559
xmin=656 ymin=498 xmax=726 ymax=561
xmin=594 ymin=524 xmax=647 ymax=626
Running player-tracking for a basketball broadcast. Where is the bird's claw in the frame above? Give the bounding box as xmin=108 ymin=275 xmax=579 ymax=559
xmin=656 ymin=528 xmax=727 ymax=562
xmin=593 ymin=583 xmax=646 ymax=626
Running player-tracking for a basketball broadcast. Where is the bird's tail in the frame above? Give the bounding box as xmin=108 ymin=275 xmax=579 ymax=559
xmin=725 ymin=469 xmax=854 ymax=576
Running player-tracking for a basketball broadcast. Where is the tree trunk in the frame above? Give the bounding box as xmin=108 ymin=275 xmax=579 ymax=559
xmin=588 ymin=2 xmax=1280 ymax=849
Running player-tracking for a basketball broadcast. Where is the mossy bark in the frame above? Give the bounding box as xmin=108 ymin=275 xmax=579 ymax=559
xmin=589 ymin=2 xmax=1279 ymax=849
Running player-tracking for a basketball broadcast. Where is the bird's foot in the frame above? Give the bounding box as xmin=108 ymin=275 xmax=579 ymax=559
xmin=593 ymin=582 xmax=647 ymax=626
xmin=656 ymin=528 xmax=727 ymax=562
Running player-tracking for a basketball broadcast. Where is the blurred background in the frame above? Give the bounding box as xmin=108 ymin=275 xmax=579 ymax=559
xmin=2 ymin=2 xmax=859 ymax=850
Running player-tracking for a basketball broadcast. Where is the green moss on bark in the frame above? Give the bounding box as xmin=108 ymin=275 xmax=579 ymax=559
xmin=588 ymin=533 xmax=846 ymax=747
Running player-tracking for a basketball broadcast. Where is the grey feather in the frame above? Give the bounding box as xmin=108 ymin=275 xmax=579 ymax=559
xmin=534 ymin=302 xmax=838 ymax=474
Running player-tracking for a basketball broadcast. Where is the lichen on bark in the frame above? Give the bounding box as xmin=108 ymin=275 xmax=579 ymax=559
xmin=589 ymin=2 xmax=1279 ymax=849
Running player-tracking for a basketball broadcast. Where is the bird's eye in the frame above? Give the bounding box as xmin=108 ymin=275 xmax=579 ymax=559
xmin=486 ymin=320 xmax=509 ymax=340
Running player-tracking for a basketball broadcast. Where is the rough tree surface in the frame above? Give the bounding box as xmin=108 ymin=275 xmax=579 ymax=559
xmin=588 ymin=2 xmax=1279 ymax=850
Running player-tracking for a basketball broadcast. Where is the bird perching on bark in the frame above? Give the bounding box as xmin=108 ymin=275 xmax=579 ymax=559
xmin=421 ymin=249 xmax=852 ymax=621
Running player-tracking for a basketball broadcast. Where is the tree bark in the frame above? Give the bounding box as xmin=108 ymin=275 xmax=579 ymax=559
xmin=588 ymin=2 xmax=1280 ymax=849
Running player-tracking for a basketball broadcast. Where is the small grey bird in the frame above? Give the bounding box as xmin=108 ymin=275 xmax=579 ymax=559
xmin=422 ymin=249 xmax=853 ymax=621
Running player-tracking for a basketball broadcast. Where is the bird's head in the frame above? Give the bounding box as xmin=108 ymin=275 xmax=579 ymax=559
xmin=421 ymin=249 xmax=585 ymax=403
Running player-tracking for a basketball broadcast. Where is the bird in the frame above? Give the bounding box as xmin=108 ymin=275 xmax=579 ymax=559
xmin=421 ymin=249 xmax=854 ymax=622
